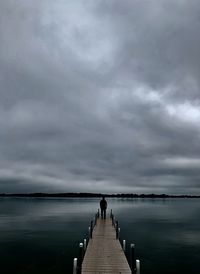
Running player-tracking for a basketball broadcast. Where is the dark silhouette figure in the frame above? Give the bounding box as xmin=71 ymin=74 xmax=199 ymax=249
xmin=100 ymin=196 xmax=107 ymax=219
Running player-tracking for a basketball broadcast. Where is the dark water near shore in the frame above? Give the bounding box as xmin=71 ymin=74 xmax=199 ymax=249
xmin=0 ymin=197 xmax=200 ymax=274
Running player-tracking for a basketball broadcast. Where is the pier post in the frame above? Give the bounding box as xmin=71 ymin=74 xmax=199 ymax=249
xmin=111 ymin=213 xmax=114 ymax=226
xmin=113 ymin=216 xmax=116 ymax=227
xmin=83 ymin=238 xmax=87 ymax=252
xmin=78 ymin=243 xmax=84 ymax=274
xmin=118 ymin=227 xmax=121 ymax=240
xmin=94 ymin=214 xmax=97 ymax=226
xmin=73 ymin=258 xmax=77 ymax=274
xmin=90 ymin=220 xmax=93 ymax=238
xmin=97 ymin=209 xmax=100 ymax=218
xmin=136 ymin=259 xmax=140 ymax=274
xmin=123 ymin=240 xmax=126 ymax=252
xmin=110 ymin=209 xmax=113 ymax=218
xmin=130 ymin=243 xmax=136 ymax=273
xmin=116 ymin=221 xmax=119 ymax=239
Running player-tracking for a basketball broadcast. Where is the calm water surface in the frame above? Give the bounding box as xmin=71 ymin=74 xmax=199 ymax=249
xmin=0 ymin=197 xmax=200 ymax=274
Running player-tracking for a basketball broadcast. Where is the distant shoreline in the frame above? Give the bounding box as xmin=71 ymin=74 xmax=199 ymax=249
xmin=0 ymin=193 xmax=200 ymax=198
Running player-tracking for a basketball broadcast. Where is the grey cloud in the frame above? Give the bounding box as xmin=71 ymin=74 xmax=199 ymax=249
xmin=0 ymin=0 xmax=200 ymax=194
xmin=96 ymin=0 xmax=200 ymax=88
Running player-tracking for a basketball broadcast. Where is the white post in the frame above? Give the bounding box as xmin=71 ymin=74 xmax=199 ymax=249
xmin=88 ymin=226 xmax=90 ymax=238
xmin=118 ymin=228 xmax=120 ymax=239
xmin=130 ymin=243 xmax=135 ymax=272
xmin=123 ymin=239 xmax=126 ymax=252
xmin=73 ymin=258 xmax=77 ymax=274
xmin=83 ymin=238 xmax=87 ymax=251
xmin=78 ymin=242 xmax=84 ymax=271
xmin=136 ymin=259 xmax=140 ymax=274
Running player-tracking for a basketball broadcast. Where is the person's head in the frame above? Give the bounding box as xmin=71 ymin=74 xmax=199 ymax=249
xmin=102 ymin=196 xmax=105 ymax=200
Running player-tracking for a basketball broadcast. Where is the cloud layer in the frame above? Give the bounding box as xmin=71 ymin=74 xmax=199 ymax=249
xmin=0 ymin=0 xmax=200 ymax=194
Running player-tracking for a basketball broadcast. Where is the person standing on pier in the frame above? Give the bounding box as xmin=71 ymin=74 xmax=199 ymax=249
xmin=100 ymin=196 xmax=107 ymax=219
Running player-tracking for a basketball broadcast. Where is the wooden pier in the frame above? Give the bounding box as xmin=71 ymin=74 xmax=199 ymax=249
xmin=81 ymin=217 xmax=132 ymax=274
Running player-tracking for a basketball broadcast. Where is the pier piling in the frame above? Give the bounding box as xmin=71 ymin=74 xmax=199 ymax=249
xmin=136 ymin=259 xmax=140 ymax=274
xmin=73 ymin=258 xmax=77 ymax=274
xmin=123 ymin=239 xmax=126 ymax=252
xmin=90 ymin=220 xmax=93 ymax=238
xmin=83 ymin=239 xmax=87 ymax=251
xmin=77 ymin=243 xmax=84 ymax=274
xmin=130 ymin=243 xmax=136 ymax=273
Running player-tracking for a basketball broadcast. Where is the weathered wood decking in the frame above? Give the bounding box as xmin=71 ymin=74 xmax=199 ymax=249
xmin=81 ymin=218 xmax=132 ymax=274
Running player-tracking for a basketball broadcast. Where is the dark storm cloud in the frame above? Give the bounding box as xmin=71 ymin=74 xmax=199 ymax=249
xmin=0 ymin=0 xmax=200 ymax=194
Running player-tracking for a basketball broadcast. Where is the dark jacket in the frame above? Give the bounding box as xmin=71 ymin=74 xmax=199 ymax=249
xmin=100 ymin=199 xmax=107 ymax=210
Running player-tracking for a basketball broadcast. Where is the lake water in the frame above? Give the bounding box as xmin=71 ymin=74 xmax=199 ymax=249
xmin=0 ymin=197 xmax=200 ymax=274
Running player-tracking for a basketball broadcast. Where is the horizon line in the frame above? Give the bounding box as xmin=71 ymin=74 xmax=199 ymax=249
xmin=0 ymin=192 xmax=200 ymax=198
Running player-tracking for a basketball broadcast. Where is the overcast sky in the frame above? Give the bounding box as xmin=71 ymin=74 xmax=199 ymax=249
xmin=0 ymin=0 xmax=200 ymax=194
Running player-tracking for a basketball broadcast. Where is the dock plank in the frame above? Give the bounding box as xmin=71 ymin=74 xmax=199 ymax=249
xmin=81 ymin=218 xmax=131 ymax=274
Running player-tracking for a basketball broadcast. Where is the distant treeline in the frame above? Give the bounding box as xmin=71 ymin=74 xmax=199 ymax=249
xmin=0 ymin=193 xmax=200 ymax=198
